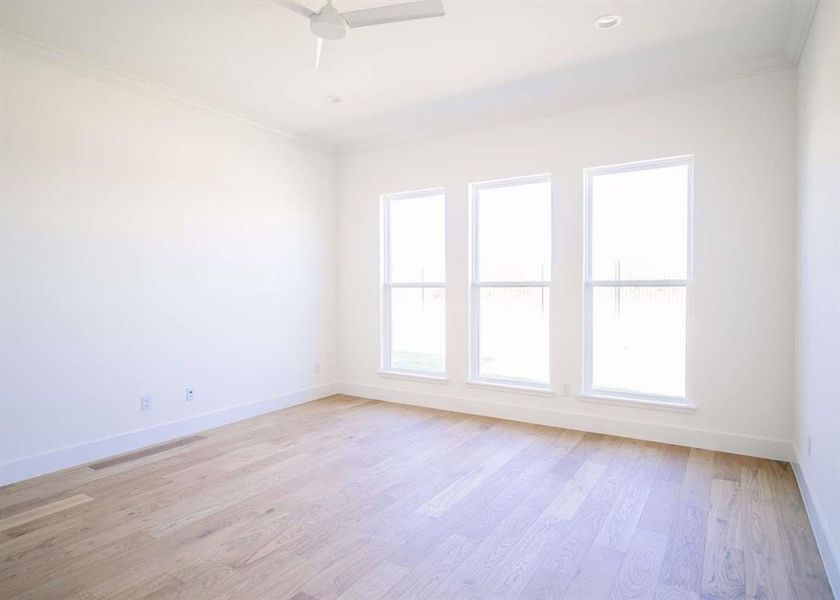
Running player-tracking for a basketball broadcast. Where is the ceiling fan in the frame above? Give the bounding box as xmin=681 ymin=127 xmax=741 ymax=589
xmin=276 ymin=0 xmax=445 ymax=70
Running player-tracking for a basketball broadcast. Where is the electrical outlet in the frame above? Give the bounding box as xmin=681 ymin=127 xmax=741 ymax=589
xmin=314 ymin=362 xmax=321 ymax=375
xmin=140 ymin=396 xmax=152 ymax=412
xmin=186 ymin=387 xmax=195 ymax=402
xmin=808 ymin=436 xmax=812 ymax=457
xmin=560 ymin=384 xmax=571 ymax=397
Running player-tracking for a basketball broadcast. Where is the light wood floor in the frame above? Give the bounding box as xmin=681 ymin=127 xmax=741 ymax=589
xmin=0 ymin=395 xmax=832 ymax=599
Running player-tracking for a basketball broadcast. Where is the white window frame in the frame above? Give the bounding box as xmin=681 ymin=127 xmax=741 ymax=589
xmin=582 ymin=155 xmax=693 ymax=408
xmin=380 ymin=187 xmax=447 ymax=379
xmin=468 ymin=173 xmax=552 ymax=391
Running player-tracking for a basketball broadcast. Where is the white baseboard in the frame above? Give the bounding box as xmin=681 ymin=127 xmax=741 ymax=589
xmin=1 ymin=380 xmax=794 ymax=487
xmin=792 ymin=448 xmax=840 ymax=599
xmin=337 ymin=382 xmax=792 ymax=461
xmin=0 ymin=383 xmax=338 ymax=487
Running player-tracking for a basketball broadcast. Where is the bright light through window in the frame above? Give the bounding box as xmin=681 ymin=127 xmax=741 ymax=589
xmin=471 ymin=176 xmax=551 ymax=386
xmin=381 ymin=190 xmax=446 ymax=375
xmin=585 ymin=158 xmax=691 ymax=401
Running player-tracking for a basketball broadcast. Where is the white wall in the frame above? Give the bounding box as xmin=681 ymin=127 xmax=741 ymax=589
xmin=795 ymin=0 xmax=840 ymax=591
xmin=0 ymin=34 xmax=807 ymax=490
xmin=338 ymin=69 xmax=797 ymax=460
xmin=0 ymin=52 xmax=338 ymax=483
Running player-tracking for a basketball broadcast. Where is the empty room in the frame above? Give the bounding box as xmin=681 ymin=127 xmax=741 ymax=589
xmin=1 ymin=0 xmax=838 ymax=598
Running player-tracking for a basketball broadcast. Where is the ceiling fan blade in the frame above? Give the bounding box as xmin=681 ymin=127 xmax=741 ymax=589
xmin=274 ymin=0 xmax=315 ymax=19
xmin=315 ymin=37 xmax=337 ymax=71
xmin=341 ymin=0 xmax=444 ymax=28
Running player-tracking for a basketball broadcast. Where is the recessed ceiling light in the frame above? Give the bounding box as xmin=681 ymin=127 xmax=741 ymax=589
xmin=324 ymin=94 xmax=342 ymax=104
xmin=594 ymin=14 xmax=623 ymax=30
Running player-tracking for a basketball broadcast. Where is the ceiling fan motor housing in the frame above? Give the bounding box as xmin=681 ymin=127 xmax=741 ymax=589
xmin=310 ymin=4 xmax=346 ymax=40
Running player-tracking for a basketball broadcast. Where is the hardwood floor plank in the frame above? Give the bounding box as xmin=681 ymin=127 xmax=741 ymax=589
xmin=701 ymin=544 xmax=745 ymax=599
xmin=609 ymin=528 xmax=668 ymax=600
xmin=416 ymin=430 xmax=534 ymax=518
xmin=657 ymin=500 xmax=708 ymax=595
xmin=386 ymin=427 xmax=549 ymax=569
xmin=0 ymin=490 xmax=87 ymax=521
xmin=764 ymin=461 xmax=831 ymax=594
xmin=563 ymin=544 xmax=625 ymax=599
xmin=552 ymin=432 xmax=604 ymax=478
xmin=688 ymin=448 xmax=714 ymax=464
xmin=654 ymin=583 xmax=700 ymax=599
xmin=712 ymin=452 xmax=742 ymax=482
xmin=482 ymin=512 xmax=570 ymax=599
xmin=88 ymin=571 xmax=182 ymax=599
xmin=88 ymin=435 xmax=205 ymax=470
xmin=293 ymin=435 xmax=520 ymax=598
xmin=595 ymin=442 xmax=663 ymax=551
xmin=707 ymin=479 xmax=743 ymax=550
xmin=456 ymin=431 xmax=570 ymax=542
xmin=2 ymin=530 xmax=155 ymax=597
xmin=521 ymin=439 xmax=646 ymax=598
xmin=382 ymin=533 xmax=478 ymax=599
xmin=788 ymin=574 xmax=836 ymax=600
xmin=548 ymin=460 xmax=608 ymax=520
xmin=62 ymin=590 xmax=97 ymax=600
xmin=0 ymin=470 xmax=101 ymax=513
xmin=439 ymin=473 xmax=570 ymax=599
xmin=336 ymin=561 xmax=409 ymax=600
xmin=680 ymin=460 xmax=712 ymax=508
xmin=742 ymin=474 xmax=794 ymax=600
xmin=0 ymin=395 xmax=829 ymax=600
xmin=654 ymin=445 xmax=690 ymax=483
xmin=637 ymin=479 xmax=681 ymax=535
xmin=0 ymin=494 xmax=93 ymax=532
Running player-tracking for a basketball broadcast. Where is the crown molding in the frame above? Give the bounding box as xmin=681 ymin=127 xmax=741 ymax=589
xmin=0 ymin=29 xmax=336 ymax=155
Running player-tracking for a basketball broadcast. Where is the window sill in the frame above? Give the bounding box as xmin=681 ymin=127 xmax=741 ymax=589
xmin=378 ymin=370 xmax=449 ymax=384
xmin=579 ymin=392 xmax=696 ymax=413
xmin=468 ymin=379 xmax=556 ymax=397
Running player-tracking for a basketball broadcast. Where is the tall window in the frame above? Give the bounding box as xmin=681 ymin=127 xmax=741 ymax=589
xmin=381 ymin=188 xmax=446 ymax=376
xmin=584 ymin=156 xmax=692 ymax=403
xmin=470 ymin=175 xmax=551 ymax=387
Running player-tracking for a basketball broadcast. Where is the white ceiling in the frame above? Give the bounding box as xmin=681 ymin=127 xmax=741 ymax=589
xmin=0 ymin=0 xmax=816 ymax=150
